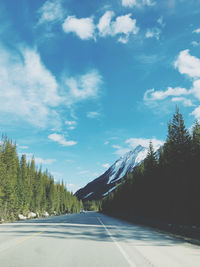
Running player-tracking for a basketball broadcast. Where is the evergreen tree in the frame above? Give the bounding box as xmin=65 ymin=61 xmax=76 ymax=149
xmin=144 ymin=141 xmax=157 ymax=172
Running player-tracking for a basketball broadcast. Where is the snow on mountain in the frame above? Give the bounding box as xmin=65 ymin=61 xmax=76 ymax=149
xmin=75 ymin=145 xmax=149 ymax=201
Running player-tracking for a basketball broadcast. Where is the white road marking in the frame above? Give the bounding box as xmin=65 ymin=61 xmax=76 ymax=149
xmin=97 ymin=217 xmax=137 ymax=267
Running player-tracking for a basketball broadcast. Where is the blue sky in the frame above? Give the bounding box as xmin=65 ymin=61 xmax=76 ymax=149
xmin=0 ymin=0 xmax=200 ymax=192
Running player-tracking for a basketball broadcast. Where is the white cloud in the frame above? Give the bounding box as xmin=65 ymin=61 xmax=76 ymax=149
xmin=157 ymin=16 xmax=165 ymax=27
xmin=193 ymin=28 xmax=200 ymax=34
xmin=37 ymin=0 xmax=64 ymax=25
xmin=17 ymin=145 xmax=29 ymax=149
xmin=65 ymin=120 xmax=77 ymax=125
xmin=118 ymin=36 xmax=129 ymax=44
xmin=97 ymin=12 xmax=139 ymax=43
xmin=64 ymin=70 xmax=102 ymax=106
xmin=112 ymin=14 xmax=139 ymax=42
xmin=126 ymin=138 xmax=163 ymax=150
xmin=171 ymin=97 xmax=194 ymax=107
xmin=174 ymin=49 xmax=200 ymax=79
xmin=191 ymin=79 xmax=200 ymax=100
xmin=0 ymin=41 xmax=104 ymax=130
xmin=62 ymin=16 xmax=95 ymax=40
xmin=112 ymin=137 xmax=163 ymax=156
xmin=144 ymin=87 xmax=189 ymax=101
xmin=87 ymin=111 xmax=100 ymax=119
xmin=97 ymin=11 xmax=114 ymax=37
xmin=68 ymin=126 xmax=76 ymax=130
xmin=0 ymin=45 xmax=61 ymax=128
xmin=48 ymin=133 xmax=77 ymax=146
xmin=146 ymin=28 xmax=161 ymax=40
xmin=102 ymin=163 xmax=110 ymax=169
xmin=191 ymin=41 xmax=200 ymax=47
xmin=122 ymin=0 xmax=137 ymax=7
xmin=112 ymin=14 xmax=138 ymax=35
xmin=112 ymin=145 xmax=130 ymax=156
xmin=65 ymin=120 xmax=77 ymax=130
xmin=122 ymin=0 xmax=155 ymax=8
xmin=19 ymin=153 xmax=56 ymax=165
xmin=144 ymin=50 xmax=200 ymax=119
xmin=34 ymin=157 xmax=56 ymax=165
xmin=191 ymin=106 xmax=200 ymax=120
xmin=142 ymin=0 xmax=156 ymax=6
xmin=63 ymin=11 xmax=139 ymax=43
xmin=144 ymin=80 xmax=200 ymax=111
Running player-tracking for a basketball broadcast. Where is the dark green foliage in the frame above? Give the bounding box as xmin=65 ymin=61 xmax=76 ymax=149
xmin=0 ymin=137 xmax=82 ymax=221
xmin=102 ymin=108 xmax=200 ymax=226
xmin=83 ymin=200 xmax=101 ymax=211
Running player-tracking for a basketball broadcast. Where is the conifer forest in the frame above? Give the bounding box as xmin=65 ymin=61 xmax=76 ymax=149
xmin=102 ymin=108 xmax=200 ymax=226
xmin=0 ymin=138 xmax=82 ymax=221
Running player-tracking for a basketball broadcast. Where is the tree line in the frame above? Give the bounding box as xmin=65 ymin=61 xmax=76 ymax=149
xmin=102 ymin=108 xmax=200 ymax=225
xmin=0 ymin=137 xmax=82 ymax=221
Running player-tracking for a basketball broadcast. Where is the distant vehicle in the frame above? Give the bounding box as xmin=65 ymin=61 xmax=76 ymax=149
xmin=80 ymin=209 xmax=85 ymax=213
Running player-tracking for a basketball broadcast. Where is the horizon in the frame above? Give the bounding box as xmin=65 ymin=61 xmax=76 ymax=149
xmin=0 ymin=0 xmax=200 ymax=192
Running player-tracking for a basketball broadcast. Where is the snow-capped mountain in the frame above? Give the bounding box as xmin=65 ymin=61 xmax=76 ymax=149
xmin=75 ymin=145 xmax=148 ymax=201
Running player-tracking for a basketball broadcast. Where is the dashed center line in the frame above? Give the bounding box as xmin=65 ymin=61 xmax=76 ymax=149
xmin=0 ymin=231 xmax=44 ymax=254
xmin=17 ymin=231 xmax=44 ymax=244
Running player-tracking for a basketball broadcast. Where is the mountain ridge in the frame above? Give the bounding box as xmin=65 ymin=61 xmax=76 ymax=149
xmin=75 ymin=145 xmax=149 ymax=201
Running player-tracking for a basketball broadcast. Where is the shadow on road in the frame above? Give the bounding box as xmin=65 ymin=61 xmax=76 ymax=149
xmin=0 ymin=212 xmax=193 ymax=247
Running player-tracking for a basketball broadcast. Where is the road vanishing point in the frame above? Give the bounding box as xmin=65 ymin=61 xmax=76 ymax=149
xmin=0 ymin=212 xmax=199 ymax=267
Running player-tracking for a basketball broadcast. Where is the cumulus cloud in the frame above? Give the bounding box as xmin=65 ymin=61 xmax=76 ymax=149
xmin=63 ymin=11 xmax=139 ymax=43
xmin=48 ymin=133 xmax=77 ymax=146
xmin=191 ymin=106 xmax=200 ymax=121
xmin=191 ymin=79 xmax=200 ymax=100
xmin=0 ymin=43 xmax=104 ymax=130
xmin=64 ymin=70 xmax=102 ymax=106
xmin=144 ymin=87 xmax=189 ymax=101
xmin=171 ymin=97 xmax=194 ymax=107
xmin=0 ymin=45 xmax=61 ymax=128
xmin=87 ymin=111 xmax=100 ymax=119
xmin=112 ymin=14 xmax=138 ymax=35
xmin=37 ymin=0 xmax=64 ymax=25
xmin=193 ymin=28 xmax=200 ymax=34
xmin=146 ymin=28 xmax=161 ymax=40
xmin=144 ymin=80 xmax=200 ymax=111
xmin=97 ymin=12 xmax=139 ymax=43
xmin=62 ymin=16 xmax=95 ymax=40
xmin=144 ymin=50 xmax=200 ymax=121
xmin=122 ymin=0 xmax=155 ymax=8
xmin=122 ymin=0 xmax=137 ymax=7
xmin=174 ymin=49 xmax=200 ymax=79
xmin=97 ymin=11 xmax=114 ymax=37
xmin=191 ymin=41 xmax=200 ymax=47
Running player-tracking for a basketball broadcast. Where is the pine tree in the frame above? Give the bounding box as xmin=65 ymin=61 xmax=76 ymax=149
xmin=192 ymin=120 xmax=200 ymax=151
xmin=144 ymin=141 xmax=157 ymax=172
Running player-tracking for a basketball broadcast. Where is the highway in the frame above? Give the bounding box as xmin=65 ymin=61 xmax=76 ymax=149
xmin=0 ymin=212 xmax=199 ymax=267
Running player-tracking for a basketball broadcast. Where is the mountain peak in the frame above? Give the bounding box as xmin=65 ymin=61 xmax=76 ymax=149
xmin=75 ymin=145 xmax=148 ymax=201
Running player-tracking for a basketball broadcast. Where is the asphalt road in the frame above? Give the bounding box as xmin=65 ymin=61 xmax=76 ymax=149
xmin=0 ymin=212 xmax=199 ymax=267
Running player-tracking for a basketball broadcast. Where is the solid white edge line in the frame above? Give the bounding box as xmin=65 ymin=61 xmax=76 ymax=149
xmin=97 ymin=217 xmax=137 ymax=267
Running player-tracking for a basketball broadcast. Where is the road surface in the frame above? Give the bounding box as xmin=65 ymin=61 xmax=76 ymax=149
xmin=0 ymin=212 xmax=199 ymax=267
